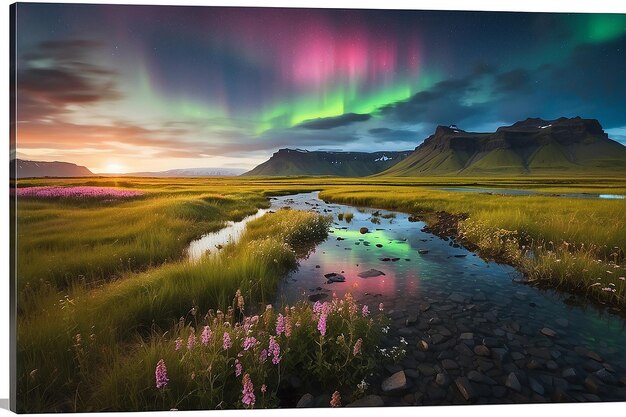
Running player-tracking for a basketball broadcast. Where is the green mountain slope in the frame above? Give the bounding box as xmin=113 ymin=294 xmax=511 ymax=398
xmin=381 ymin=117 xmax=626 ymax=176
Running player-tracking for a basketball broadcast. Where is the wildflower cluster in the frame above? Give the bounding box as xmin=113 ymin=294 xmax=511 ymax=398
xmin=150 ymin=290 xmax=387 ymax=410
xmin=15 ymin=186 xmax=144 ymax=199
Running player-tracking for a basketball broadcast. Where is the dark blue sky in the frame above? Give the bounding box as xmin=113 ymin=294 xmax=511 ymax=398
xmin=15 ymin=3 xmax=626 ymax=172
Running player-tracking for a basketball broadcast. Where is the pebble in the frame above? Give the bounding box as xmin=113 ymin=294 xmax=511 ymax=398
xmin=473 ymin=345 xmax=491 ymax=357
xmin=562 ymin=367 xmax=577 ymax=381
xmin=382 ymin=371 xmax=407 ymax=392
xmin=296 ymin=393 xmax=315 ymax=408
xmin=506 ymin=372 xmax=522 ymax=392
xmin=459 ymin=332 xmax=474 ymax=340
xmin=529 ymin=377 xmax=545 ymax=395
xmin=441 ymin=359 xmax=458 ymax=370
xmin=417 ymin=340 xmax=429 ymax=352
xmin=435 ymin=372 xmax=450 ymax=387
xmin=455 ymin=377 xmax=476 ymax=401
xmin=541 ymin=327 xmax=557 ymax=338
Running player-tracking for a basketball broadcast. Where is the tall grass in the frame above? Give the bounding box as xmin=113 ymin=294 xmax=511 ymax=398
xmin=16 ymin=209 xmax=331 ymax=412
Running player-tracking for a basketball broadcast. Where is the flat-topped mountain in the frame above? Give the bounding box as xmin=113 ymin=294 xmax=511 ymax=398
xmin=11 ymin=159 xmax=94 ymax=178
xmin=242 ymin=148 xmax=412 ymax=177
xmin=380 ymin=117 xmax=626 ymax=176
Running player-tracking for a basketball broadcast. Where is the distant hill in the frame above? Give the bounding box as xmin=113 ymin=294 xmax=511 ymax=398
xmin=122 ymin=167 xmax=246 ymax=177
xmin=380 ymin=117 xmax=626 ymax=176
xmin=242 ymin=148 xmax=412 ymax=177
xmin=11 ymin=159 xmax=94 ymax=178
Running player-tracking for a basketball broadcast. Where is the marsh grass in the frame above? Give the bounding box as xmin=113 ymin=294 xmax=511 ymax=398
xmin=16 ymin=208 xmax=331 ymax=412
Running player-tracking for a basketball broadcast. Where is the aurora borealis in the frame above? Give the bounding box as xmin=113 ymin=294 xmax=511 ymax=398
xmin=14 ymin=3 xmax=626 ymax=173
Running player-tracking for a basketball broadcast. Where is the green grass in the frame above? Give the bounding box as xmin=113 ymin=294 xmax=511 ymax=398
xmin=14 ymin=175 xmax=626 ymax=411
xmin=16 ymin=206 xmax=331 ymax=412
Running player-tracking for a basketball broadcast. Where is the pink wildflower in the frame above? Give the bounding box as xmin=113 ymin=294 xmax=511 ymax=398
xmin=241 ymin=374 xmax=256 ymax=408
xmin=261 ymin=384 xmax=267 ymax=393
xmin=187 ymin=332 xmax=196 ymax=350
xmin=174 ymin=337 xmax=183 ymax=351
xmin=201 ymin=326 xmax=212 ymax=346
xmin=330 ymin=390 xmax=341 ymax=407
xmin=362 ymin=305 xmax=370 ymax=317
xmin=317 ymin=314 xmax=327 ymax=336
xmin=223 ymin=331 xmax=232 ymax=350
xmin=235 ymin=359 xmax=243 ymax=377
xmin=155 ymin=359 xmax=169 ymax=389
xmin=276 ymin=314 xmax=285 ymax=336
xmin=313 ymin=301 xmax=323 ymax=315
xmin=260 ymin=349 xmax=268 ymax=363
xmin=243 ymin=336 xmax=257 ymax=351
xmin=353 ymin=338 xmax=363 ymax=356
xmin=268 ymin=336 xmax=281 ymax=364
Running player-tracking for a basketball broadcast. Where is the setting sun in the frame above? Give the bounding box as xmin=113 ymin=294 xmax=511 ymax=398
xmin=104 ymin=162 xmax=126 ymax=174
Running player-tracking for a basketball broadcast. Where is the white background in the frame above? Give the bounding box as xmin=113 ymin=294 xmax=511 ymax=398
xmin=1 ymin=0 xmax=625 ymax=416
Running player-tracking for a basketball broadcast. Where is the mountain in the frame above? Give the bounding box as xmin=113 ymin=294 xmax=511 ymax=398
xmin=381 ymin=117 xmax=626 ymax=176
xmin=242 ymin=148 xmax=412 ymax=176
xmin=11 ymin=159 xmax=94 ymax=178
xmin=122 ymin=167 xmax=246 ymax=177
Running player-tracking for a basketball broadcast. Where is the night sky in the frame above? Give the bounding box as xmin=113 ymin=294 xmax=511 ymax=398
xmin=14 ymin=3 xmax=626 ymax=173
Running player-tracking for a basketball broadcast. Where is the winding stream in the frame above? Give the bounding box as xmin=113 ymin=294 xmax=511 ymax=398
xmin=187 ymin=192 xmax=626 ymax=404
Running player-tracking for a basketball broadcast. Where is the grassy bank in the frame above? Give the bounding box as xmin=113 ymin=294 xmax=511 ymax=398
xmin=319 ymin=185 xmax=626 ymax=307
xmin=16 ymin=208 xmax=332 ymax=412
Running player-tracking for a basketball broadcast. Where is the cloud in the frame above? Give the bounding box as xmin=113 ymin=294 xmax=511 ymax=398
xmin=493 ymin=69 xmax=531 ymax=93
xmin=17 ymin=40 xmax=120 ymax=122
xmin=296 ymin=113 xmax=371 ymax=130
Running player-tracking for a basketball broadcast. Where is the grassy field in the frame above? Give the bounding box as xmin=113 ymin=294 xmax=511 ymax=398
xmin=13 ymin=175 xmax=626 ymax=411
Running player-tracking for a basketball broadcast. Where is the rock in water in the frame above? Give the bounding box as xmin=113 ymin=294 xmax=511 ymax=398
xmin=358 ymin=269 xmax=386 ymax=278
xmin=359 ymin=227 xmax=369 ymax=234
xmin=382 ymin=371 xmax=407 ymax=392
xmin=308 ymin=293 xmax=329 ymax=302
xmin=541 ymin=327 xmax=557 ymax=338
xmin=324 ymin=272 xmax=346 ymax=283
xmin=418 ymin=249 xmax=429 ymax=254
xmin=296 ymin=393 xmax=315 ymax=408
xmin=346 ymin=395 xmax=385 ymax=407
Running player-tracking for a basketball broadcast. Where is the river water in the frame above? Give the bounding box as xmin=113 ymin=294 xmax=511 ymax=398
xmin=188 ymin=191 xmax=626 ymax=404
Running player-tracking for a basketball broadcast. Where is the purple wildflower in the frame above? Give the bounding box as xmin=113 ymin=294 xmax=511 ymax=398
xmin=201 ymin=326 xmax=212 ymax=346
xmin=16 ymin=186 xmax=143 ymax=200
xmin=317 ymin=314 xmax=327 ymax=336
xmin=187 ymin=332 xmax=196 ymax=350
xmin=276 ymin=314 xmax=285 ymax=336
xmin=260 ymin=349 xmax=268 ymax=363
xmin=242 ymin=374 xmax=256 ymax=408
xmin=175 ymin=337 xmax=183 ymax=351
xmin=155 ymin=359 xmax=169 ymax=389
xmin=223 ymin=331 xmax=232 ymax=350
xmin=362 ymin=305 xmax=370 ymax=317
xmin=243 ymin=336 xmax=257 ymax=350
xmin=313 ymin=301 xmax=323 ymax=315
xmin=235 ymin=359 xmax=243 ymax=377
xmin=268 ymin=336 xmax=281 ymax=365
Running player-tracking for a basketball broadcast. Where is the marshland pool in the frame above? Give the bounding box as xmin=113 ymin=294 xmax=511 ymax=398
xmin=190 ymin=192 xmax=626 ymax=404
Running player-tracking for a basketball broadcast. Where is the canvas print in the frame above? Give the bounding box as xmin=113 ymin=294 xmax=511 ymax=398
xmin=9 ymin=1 xmax=626 ymax=412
